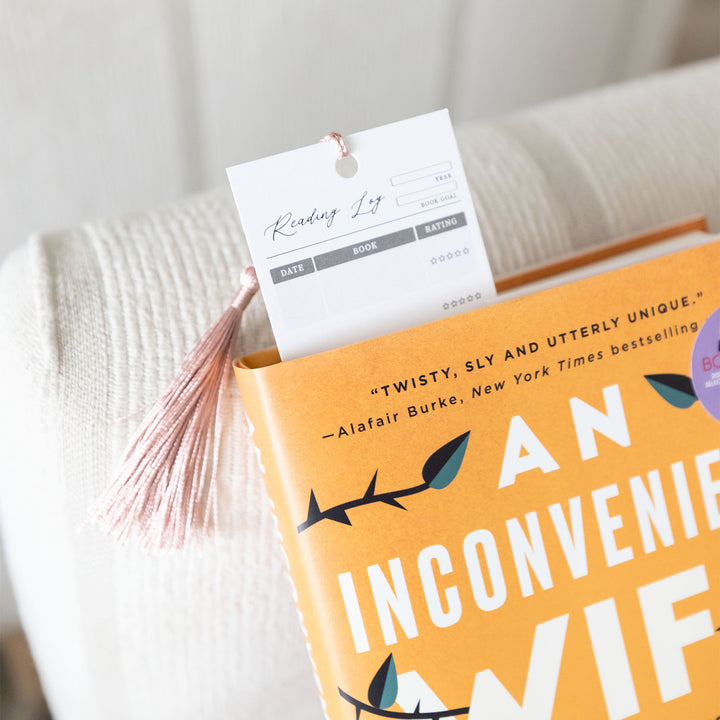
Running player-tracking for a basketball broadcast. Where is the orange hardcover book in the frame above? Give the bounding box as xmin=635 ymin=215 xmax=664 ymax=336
xmin=234 ymin=235 xmax=720 ymax=720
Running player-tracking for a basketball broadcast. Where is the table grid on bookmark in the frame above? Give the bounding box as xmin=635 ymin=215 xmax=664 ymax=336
xmin=267 ymin=208 xmax=480 ymax=329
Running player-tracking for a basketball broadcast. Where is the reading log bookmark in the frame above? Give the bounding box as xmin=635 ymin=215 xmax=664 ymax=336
xmin=227 ymin=110 xmax=497 ymax=361
xmin=92 ymin=113 xmax=497 ymax=549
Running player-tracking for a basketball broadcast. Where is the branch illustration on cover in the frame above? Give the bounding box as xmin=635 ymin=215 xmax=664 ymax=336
xmin=339 ymin=654 xmax=470 ymax=720
xmin=297 ymin=432 xmax=471 ymax=533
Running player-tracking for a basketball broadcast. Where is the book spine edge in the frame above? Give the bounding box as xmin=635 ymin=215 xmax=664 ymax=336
xmin=234 ymin=366 xmax=332 ymax=720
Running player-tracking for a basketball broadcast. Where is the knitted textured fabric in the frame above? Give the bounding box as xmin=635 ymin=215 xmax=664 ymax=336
xmin=0 ymin=60 xmax=718 ymax=720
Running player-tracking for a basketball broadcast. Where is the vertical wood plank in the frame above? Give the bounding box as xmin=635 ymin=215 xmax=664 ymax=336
xmin=0 ymin=0 xmax=190 ymax=254
xmin=189 ymin=0 xmax=462 ymax=186
xmin=621 ymin=0 xmax=689 ymax=77
xmin=448 ymin=0 xmax=656 ymax=122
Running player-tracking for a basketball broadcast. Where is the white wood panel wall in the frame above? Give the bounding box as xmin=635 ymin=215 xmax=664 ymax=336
xmin=0 ymin=0 xmax=690 ymax=258
xmin=451 ymin=0 xmax=633 ymax=120
xmin=190 ymin=0 xmax=464 ymax=185
xmin=0 ymin=1 xmax=191 ymax=247
xmin=621 ymin=0 xmax=692 ymax=76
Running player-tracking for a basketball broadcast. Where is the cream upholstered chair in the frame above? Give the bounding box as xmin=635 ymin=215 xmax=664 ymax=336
xmin=0 ymin=60 xmax=718 ymax=720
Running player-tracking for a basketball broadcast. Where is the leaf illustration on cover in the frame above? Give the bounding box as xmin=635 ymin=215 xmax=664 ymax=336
xmin=422 ymin=431 xmax=471 ymax=489
xmin=368 ymin=653 xmax=398 ymax=710
xmin=645 ymin=374 xmax=697 ymax=409
xmin=338 ymin=649 xmax=472 ymax=716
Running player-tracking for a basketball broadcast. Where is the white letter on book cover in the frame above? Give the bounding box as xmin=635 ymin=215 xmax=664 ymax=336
xmin=506 ymin=512 xmax=554 ymax=598
xmin=671 ymin=461 xmax=699 ymax=539
xmin=592 ymin=484 xmax=634 ymax=567
xmin=498 ymin=416 xmax=559 ymax=488
xmin=367 ymin=558 xmax=419 ymax=645
xmin=570 ymin=384 xmax=631 ymax=461
xmin=548 ymin=497 xmax=588 ymax=579
xmin=463 ymin=529 xmax=507 ymax=611
xmin=467 ymin=614 xmax=569 ymax=720
xmin=417 ymin=544 xmax=462 ymax=628
xmin=696 ymin=449 xmax=720 ymax=530
xmin=629 ymin=470 xmax=675 ymax=554
xmin=637 ymin=565 xmax=714 ymax=702
xmin=338 ymin=572 xmax=370 ymax=653
xmin=584 ymin=598 xmax=640 ymax=720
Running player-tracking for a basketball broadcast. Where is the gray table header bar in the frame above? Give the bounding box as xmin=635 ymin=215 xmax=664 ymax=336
xmin=314 ymin=227 xmax=416 ymax=270
xmin=270 ymin=258 xmax=316 ymax=284
xmin=415 ymin=212 xmax=466 ymax=239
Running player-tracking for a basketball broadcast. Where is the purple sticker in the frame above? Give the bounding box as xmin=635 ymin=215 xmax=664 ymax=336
xmin=691 ymin=307 xmax=720 ymax=422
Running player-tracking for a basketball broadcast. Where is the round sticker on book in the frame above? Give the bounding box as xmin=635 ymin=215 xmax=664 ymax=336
xmin=691 ymin=307 xmax=720 ymax=422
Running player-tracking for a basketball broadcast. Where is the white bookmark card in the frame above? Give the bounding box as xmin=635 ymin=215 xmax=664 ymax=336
xmin=227 ymin=110 xmax=496 ymax=360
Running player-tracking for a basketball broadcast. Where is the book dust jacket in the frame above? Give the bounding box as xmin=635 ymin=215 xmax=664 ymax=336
xmin=235 ymin=241 xmax=720 ymax=720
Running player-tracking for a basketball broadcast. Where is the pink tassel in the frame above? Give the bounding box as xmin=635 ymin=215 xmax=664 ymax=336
xmin=93 ymin=266 xmax=260 ymax=550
